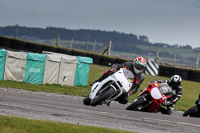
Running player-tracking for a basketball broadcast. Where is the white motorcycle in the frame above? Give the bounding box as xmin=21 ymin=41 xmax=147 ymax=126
xmin=83 ymin=68 xmax=134 ymax=106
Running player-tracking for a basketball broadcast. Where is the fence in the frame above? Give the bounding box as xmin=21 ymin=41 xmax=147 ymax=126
xmin=155 ymin=48 xmax=200 ymax=70
xmin=1 ymin=36 xmax=200 ymax=83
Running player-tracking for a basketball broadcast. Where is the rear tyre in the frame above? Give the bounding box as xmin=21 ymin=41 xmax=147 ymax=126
xmin=83 ymin=95 xmax=91 ymax=106
xmin=90 ymin=87 xmax=115 ymax=106
xmin=182 ymin=105 xmax=199 ymax=117
xmin=126 ymin=97 xmax=145 ymax=110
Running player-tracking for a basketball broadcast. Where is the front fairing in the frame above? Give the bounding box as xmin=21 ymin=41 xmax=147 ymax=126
xmin=112 ymin=68 xmax=134 ymax=92
xmin=136 ymin=83 xmax=173 ymax=112
xmin=148 ymin=83 xmax=170 ymax=103
xmin=89 ymin=68 xmax=134 ymax=100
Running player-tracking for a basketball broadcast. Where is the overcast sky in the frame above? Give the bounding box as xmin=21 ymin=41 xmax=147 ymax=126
xmin=0 ymin=0 xmax=200 ymax=48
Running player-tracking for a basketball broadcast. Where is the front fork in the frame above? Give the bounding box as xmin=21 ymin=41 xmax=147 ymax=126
xmin=138 ymin=93 xmax=154 ymax=110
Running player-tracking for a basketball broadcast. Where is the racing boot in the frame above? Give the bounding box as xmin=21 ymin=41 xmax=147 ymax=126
xmin=106 ymin=101 xmax=112 ymax=106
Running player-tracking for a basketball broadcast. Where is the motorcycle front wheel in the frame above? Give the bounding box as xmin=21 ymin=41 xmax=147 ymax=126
xmin=83 ymin=95 xmax=91 ymax=106
xmin=182 ymin=105 xmax=200 ymax=117
xmin=90 ymin=87 xmax=115 ymax=106
xmin=126 ymin=97 xmax=145 ymax=110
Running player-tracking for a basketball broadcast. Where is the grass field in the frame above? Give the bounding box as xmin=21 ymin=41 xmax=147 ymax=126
xmin=0 ymin=115 xmax=133 ymax=133
xmin=0 ymin=64 xmax=200 ymax=132
xmin=135 ymin=44 xmax=198 ymax=65
xmin=135 ymin=44 xmax=194 ymax=55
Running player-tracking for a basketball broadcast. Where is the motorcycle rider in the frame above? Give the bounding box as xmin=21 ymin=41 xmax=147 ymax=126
xmin=90 ymin=57 xmax=147 ymax=104
xmin=153 ymin=75 xmax=183 ymax=115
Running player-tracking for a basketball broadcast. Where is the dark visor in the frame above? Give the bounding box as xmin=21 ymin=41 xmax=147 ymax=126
xmin=135 ymin=63 xmax=145 ymax=71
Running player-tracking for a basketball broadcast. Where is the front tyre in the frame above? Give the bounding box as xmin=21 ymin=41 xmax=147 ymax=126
xmin=83 ymin=95 xmax=91 ymax=106
xmin=183 ymin=105 xmax=199 ymax=117
xmin=90 ymin=87 xmax=115 ymax=106
xmin=126 ymin=97 xmax=145 ymax=110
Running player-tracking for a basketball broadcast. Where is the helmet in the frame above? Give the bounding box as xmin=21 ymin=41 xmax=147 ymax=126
xmin=133 ymin=57 xmax=146 ymax=74
xmin=169 ymin=75 xmax=182 ymax=88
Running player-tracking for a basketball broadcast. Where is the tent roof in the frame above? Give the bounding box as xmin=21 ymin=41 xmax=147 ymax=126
xmin=27 ymin=53 xmax=46 ymax=61
xmin=6 ymin=50 xmax=27 ymax=60
xmin=46 ymin=54 xmax=62 ymax=62
xmin=76 ymin=56 xmax=93 ymax=64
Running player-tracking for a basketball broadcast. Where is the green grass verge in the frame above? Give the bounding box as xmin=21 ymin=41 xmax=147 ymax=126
xmin=0 ymin=115 xmax=133 ymax=133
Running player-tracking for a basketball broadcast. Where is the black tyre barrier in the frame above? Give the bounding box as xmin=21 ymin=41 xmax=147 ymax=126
xmin=174 ymin=68 xmax=189 ymax=80
xmin=115 ymin=58 xmax=129 ymax=64
xmin=164 ymin=67 xmax=175 ymax=78
xmin=26 ymin=42 xmax=43 ymax=53
xmin=42 ymin=45 xmax=57 ymax=52
xmin=57 ymin=47 xmax=72 ymax=55
xmin=158 ymin=65 xmax=200 ymax=82
xmin=188 ymin=70 xmax=200 ymax=82
xmin=158 ymin=65 xmax=166 ymax=76
xmin=71 ymin=49 xmax=88 ymax=57
xmin=87 ymin=52 xmax=102 ymax=65
xmin=0 ymin=36 xmax=12 ymax=49
xmin=11 ymin=39 xmax=27 ymax=50
xmin=100 ymin=55 xmax=116 ymax=67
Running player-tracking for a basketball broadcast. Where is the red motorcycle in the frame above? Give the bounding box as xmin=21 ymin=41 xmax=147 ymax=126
xmin=126 ymin=82 xmax=173 ymax=112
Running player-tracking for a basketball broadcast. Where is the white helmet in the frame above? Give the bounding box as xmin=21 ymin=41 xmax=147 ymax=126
xmin=169 ymin=75 xmax=182 ymax=88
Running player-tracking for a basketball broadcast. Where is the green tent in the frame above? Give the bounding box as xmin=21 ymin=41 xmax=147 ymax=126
xmin=74 ymin=56 xmax=93 ymax=86
xmin=0 ymin=49 xmax=7 ymax=80
xmin=24 ymin=53 xmax=46 ymax=84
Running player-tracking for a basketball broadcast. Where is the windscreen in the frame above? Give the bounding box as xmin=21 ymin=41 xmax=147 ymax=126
xmin=122 ymin=68 xmax=134 ymax=83
xmin=158 ymin=83 xmax=173 ymax=96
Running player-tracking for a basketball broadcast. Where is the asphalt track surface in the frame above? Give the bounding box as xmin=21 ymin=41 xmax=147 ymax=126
xmin=0 ymin=88 xmax=200 ymax=133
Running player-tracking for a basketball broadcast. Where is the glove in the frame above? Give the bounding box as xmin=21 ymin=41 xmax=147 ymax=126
xmin=111 ymin=67 xmax=117 ymax=72
xmin=162 ymin=100 xmax=171 ymax=106
xmin=151 ymin=80 xmax=163 ymax=84
xmin=157 ymin=80 xmax=164 ymax=83
xmin=128 ymin=91 xmax=132 ymax=97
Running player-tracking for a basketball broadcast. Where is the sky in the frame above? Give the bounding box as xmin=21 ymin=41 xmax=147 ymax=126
xmin=0 ymin=0 xmax=200 ymax=48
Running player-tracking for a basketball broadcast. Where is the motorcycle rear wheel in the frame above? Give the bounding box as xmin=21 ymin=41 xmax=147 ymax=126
xmin=182 ymin=105 xmax=199 ymax=117
xmin=90 ymin=87 xmax=115 ymax=106
xmin=126 ymin=97 xmax=145 ymax=110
